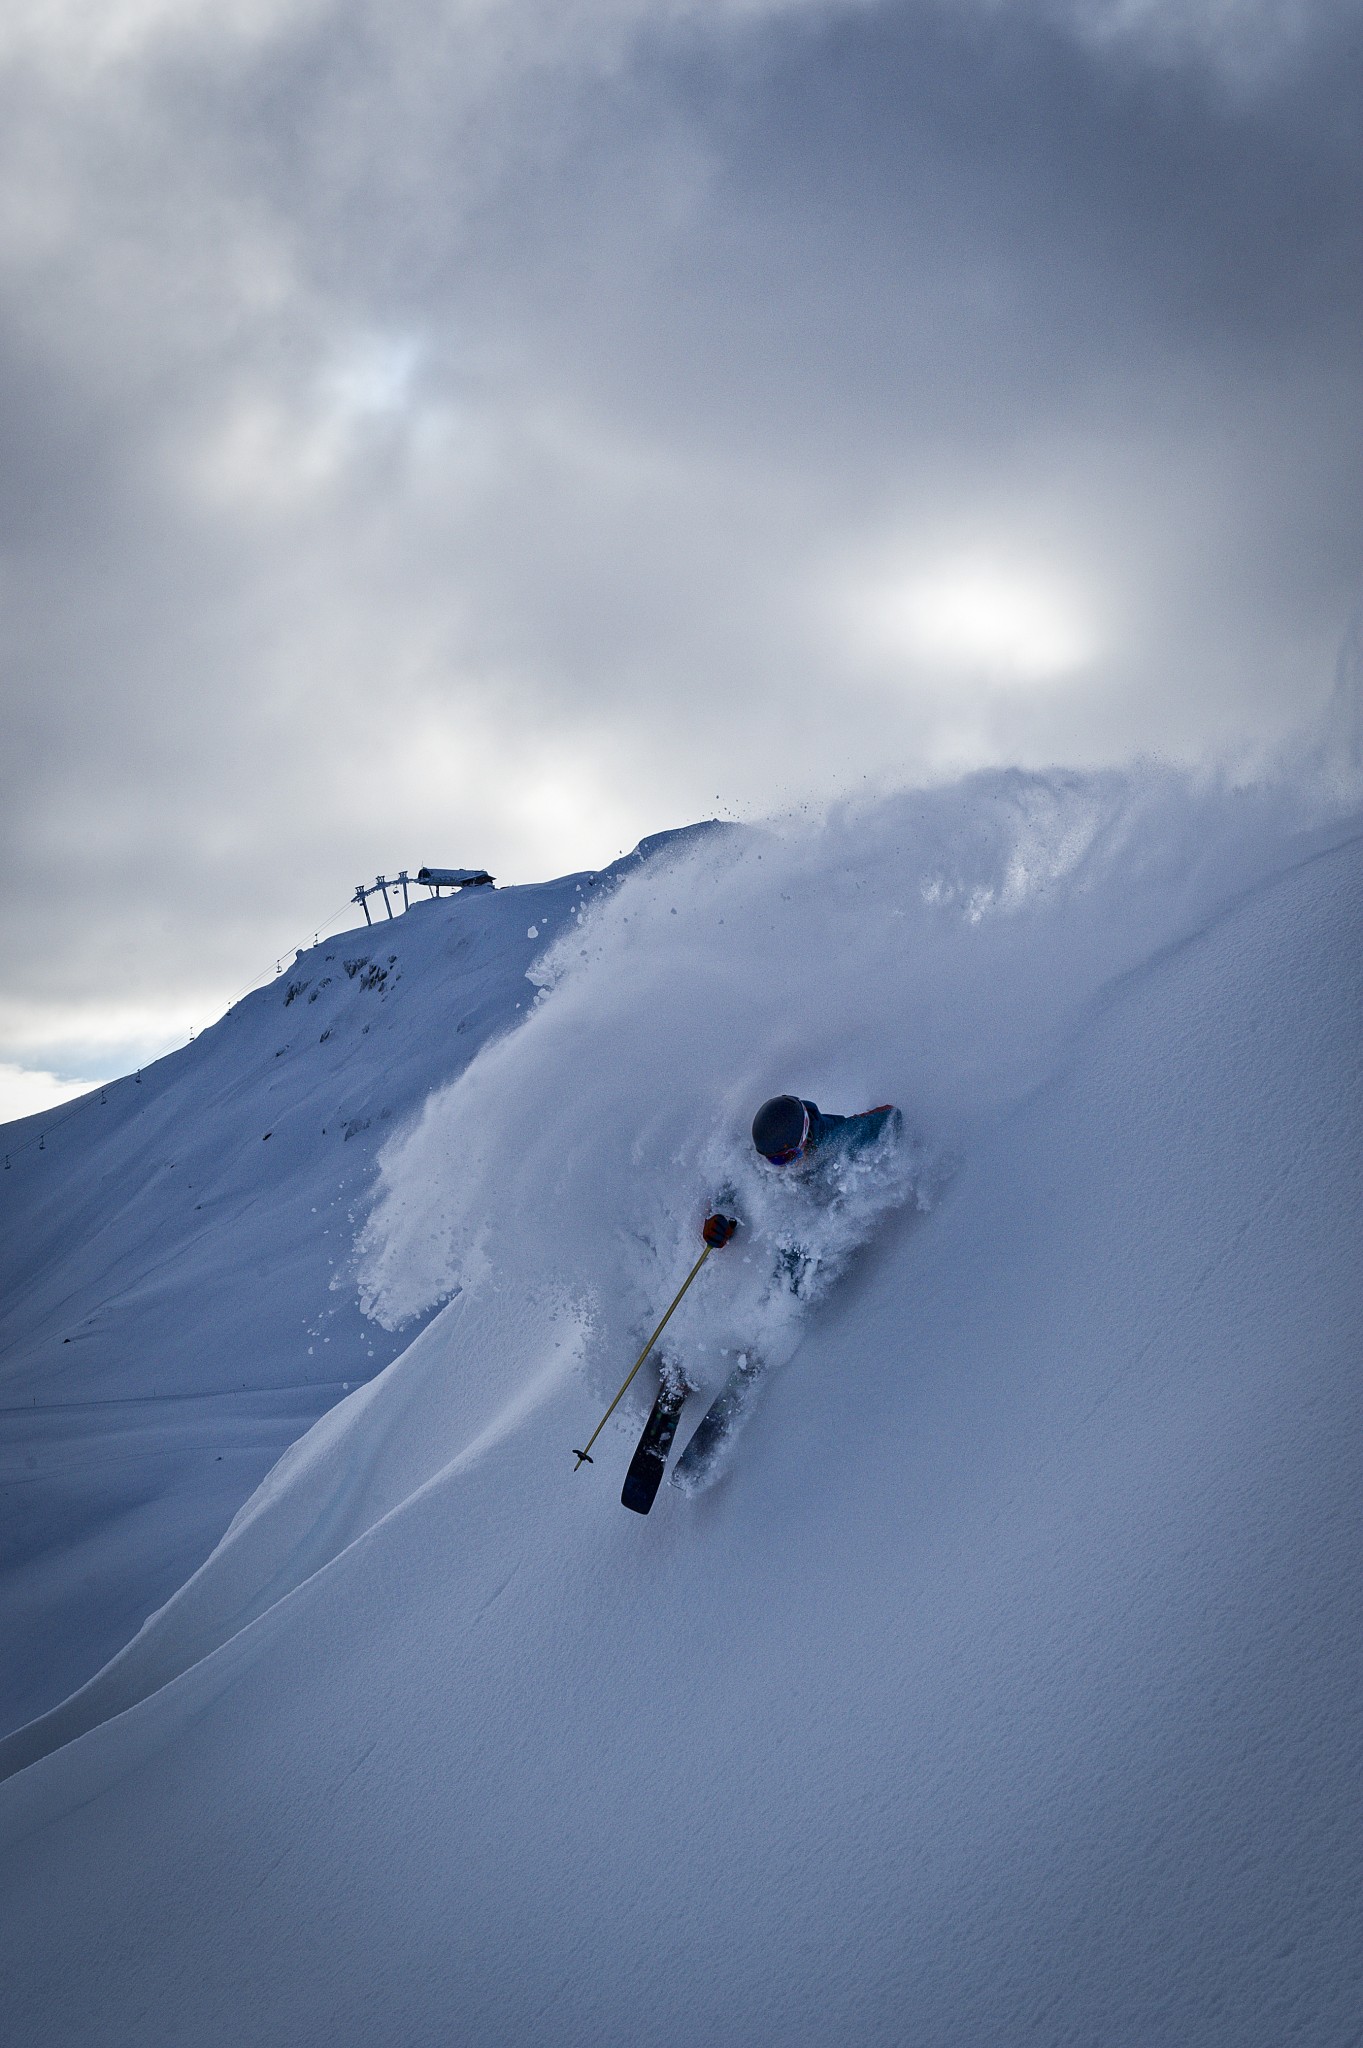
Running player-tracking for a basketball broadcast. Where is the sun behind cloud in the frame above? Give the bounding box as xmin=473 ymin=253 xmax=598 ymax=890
xmin=845 ymin=552 xmax=1100 ymax=688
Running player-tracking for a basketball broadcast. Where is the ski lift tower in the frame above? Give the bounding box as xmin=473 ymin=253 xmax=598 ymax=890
xmin=352 ymin=866 xmax=495 ymax=926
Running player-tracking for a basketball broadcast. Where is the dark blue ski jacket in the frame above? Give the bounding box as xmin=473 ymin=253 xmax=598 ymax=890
xmin=795 ymin=1099 xmax=897 ymax=1161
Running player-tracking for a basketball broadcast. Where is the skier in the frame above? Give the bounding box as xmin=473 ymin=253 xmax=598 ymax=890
xmin=618 ymin=1092 xmax=901 ymax=1512
xmin=749 ymin=1093 xmax=897 ymax=1170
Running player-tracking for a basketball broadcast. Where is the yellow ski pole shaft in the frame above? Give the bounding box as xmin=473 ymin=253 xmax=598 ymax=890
xmin=572 ymin=1246 xmax=713 ymax=1470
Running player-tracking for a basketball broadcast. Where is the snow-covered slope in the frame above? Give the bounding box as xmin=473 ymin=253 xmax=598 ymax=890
xmin=0 ymin=775 xmax=1359 ymax=2047
xmin=0 ymin=832 xmax=709 ymax=1734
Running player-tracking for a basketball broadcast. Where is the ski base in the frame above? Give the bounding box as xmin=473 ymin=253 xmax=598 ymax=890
xmin=621 ymin=1369 xmax=689 ymax=1516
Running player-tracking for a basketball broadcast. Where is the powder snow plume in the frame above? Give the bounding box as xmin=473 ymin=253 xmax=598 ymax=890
xmin=354 ymin=751 xmax=1358 ymax=1416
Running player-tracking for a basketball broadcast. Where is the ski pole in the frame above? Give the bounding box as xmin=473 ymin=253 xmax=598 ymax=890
xmin=572 ymin=1215 xmax=737 ymax=1470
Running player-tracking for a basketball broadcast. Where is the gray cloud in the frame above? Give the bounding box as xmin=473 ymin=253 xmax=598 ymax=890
xmin=0 ymin=0 xmax=1359 ymax=1088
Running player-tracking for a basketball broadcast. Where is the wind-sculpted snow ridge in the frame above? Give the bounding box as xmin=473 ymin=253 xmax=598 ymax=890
xmin=3 ymin=721 xmax=1363 ymax=2048
xmin=4 ymin=751 xmax=1355 ymax=1795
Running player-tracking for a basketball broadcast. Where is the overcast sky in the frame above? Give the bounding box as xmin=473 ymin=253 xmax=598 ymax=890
xmin=1 ymin=0 xmax=1360 ymax=1115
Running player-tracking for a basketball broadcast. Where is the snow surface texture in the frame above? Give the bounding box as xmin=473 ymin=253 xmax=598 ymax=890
xmin=0 ymin=835 xmax=691 ymax=1735
xmin=1 ymin=767 xmax=1361 ymax=2047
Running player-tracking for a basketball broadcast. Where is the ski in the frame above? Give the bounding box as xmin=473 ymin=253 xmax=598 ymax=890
xmin=620 ymin=1368 xmax=690 ymax=1516
xmin=670 ymin=1353 xmax=765 ymax=1497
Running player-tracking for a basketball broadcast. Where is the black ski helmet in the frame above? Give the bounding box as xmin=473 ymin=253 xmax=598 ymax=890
xmin=752 ymin=1094 xmax=811 ymax=1163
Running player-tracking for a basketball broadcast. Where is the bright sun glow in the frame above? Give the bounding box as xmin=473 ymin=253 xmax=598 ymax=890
xmin=852 ymin=557 xmax=1099 ymax=684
